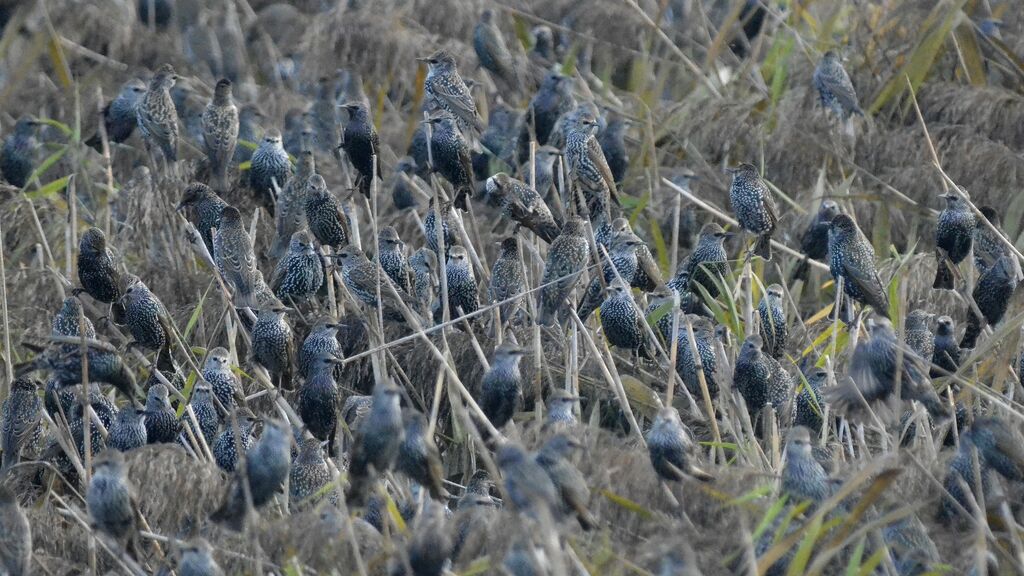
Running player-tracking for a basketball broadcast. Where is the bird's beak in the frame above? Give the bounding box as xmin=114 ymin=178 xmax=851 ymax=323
xmin=724 ymin=166 xmax=738 ymax=174
xmin=416 ymin=57 xmax=431 ymax=63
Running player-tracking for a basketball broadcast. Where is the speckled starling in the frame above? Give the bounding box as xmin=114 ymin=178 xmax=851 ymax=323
xmin=176 ymin=182 xmax=227 ymax=256
xmin=424 ymin=198 xmax=456 ymax=257
xmin=342 ymin=394 xmax=373 ymax=433
xmin=143 ymin=383 xmax=180 ymax=444
xmin=137 ymin=64 xmax=179 ymax=164
xmin=535 ymin=434 xmax=597 ymax=529
xmin=973 ymin=206 xmax=1011 ymax=276
xmin=299 ymin=318 xmax=342 ymax=380
xmin=733 ymin=334 xmax=791 ymax=420
xmin=178 ymin=538 xmax=224 ymax=576
xmin=939 ymin=417 xmax=1024 ymax=523
xmin=537 ymin=217 xmax=590 ymax=326
xmin=419 ymin=50 xmax=484 ymax=133
xmin=270 ymin=231 xmax=324 ymax=303
xmin=442 ymin=246 xmax=480 ymax=319
xmin=213 ymin=419 xmax=291 ymax=531
xmin=727 ymin=163 xmax=776 ymax=260
xmin=609 ymin=217 xmax=663 ymax=292
xmin=297 ymin=352 xmax=341 ymax=447
xmin=474 ymin=9 xmax=517 ymax=87
xmin=234 ymin=104 xmax=262 ymax=164
xmin=87 ymin=449 xmax=137 ymax=546
xmin=933 ymin=192 xmax=976 ymax=290
xmin=202 ymin=79 xmax=239 ymax=192
xmin=75 ymin=227 xmax=122 ymax=305
xmin=813 ymin=51 xmax=863 ymax=120
xmin=410 ymin=248 xmax=438 ymax=319
xmin=212 ymin=411 xmax=257 ymax=472
xmin=754 ymin=287 xmax=786 ymax=361
xmin=793 ymin=199 xmax=840 ymax=282
xmin=109 ymin=406 xmax=147 ymax=452
xmin=347 ymin=380 xmax=404 ymax=502
xmin=564 ymin=109 xmax=620 ymax=215
xmin=250 ymin=129 xmax=292 ymax=213
xmin=579 ymin=230 xmax=641 ymax=321
xmin=202 ymin=347 xmax=244 ymax=413
xmin=1 ymin=376 xmax=41 ymax=471
xmin=0 ymin=483 xmax=30 ymax=575
xmin=930 ymin=315 xmax=960 ymax=378
xmin=675 ymin=314 xmax=721 ymax=398
xmin=600 ymin=281 xmax=655 ymax=360
xmin=304 ymin=174 xmax=352 ymax=249
xmin=20 ymin=338 xmax=138 ymax=404
xmin=120 ymin=275 xmax=172 ymax=353
xmin=486 ymin=173 xmax=561 ymax=243
xmin=673 ymin=222 xmax=729 ymax=301
xmin=340 ymin=102 xmax=382 ymax=198
xmin=392 ymin=156 xmax=422 ymax=211
xmin=645 ymin=285 xmax=679 ymax=343
xmin=962 ymin=254 xmax=1018 ymax=349
xmin=904 ymin=309 xmax=935 ymax=361
xmin=251 ymin=304 xmax=295 ymax=390
xmin=86 ymin=79 xmax=145 ymax=151
xmin=828 ymin=214 xmax=889 ymax=323
xmin=52 ymin=296 xmax=95 ymax=339
xmin=489 ymin=238 xmax=525 ymax=326
xmin=883 ymin=516 xmax=940 ymax=576
xmin=782 ymin=426 xmax=832 ymax=507
xmin=517 ymin=73 xmax=575 ymax=165
xmin=397 ymin=410 xmax=448 ymax=500
xmin=646 ymin=406 xmax=712 ymax=482
xmin=794 ymin=367 xmax=828 ymax=435
xmin=335 ymin=245 xmax=419 ymax=323
xmin=290 ymin=437 xmax=334 ymax=512
xmin=184 ymin=383 xmax=220 ymax=449
xmin=496 ymin=441 xmax=561 ymax=520
xmin=378 ymin=226 xmax=413 ymax=294
xmin=424 ymin=115 xmax=475 ymax=210
xmin=480 ymin=342 xmax=525 ymax=430
xmin=213 ymin=205 xmax=262 ymax=309
xmin=598 ymin=112 xmax=629 ymax=184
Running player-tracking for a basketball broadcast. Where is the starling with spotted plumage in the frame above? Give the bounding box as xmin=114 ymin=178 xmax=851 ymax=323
xmin=176 ymin=182 xmax=227 ymax=256
xmin=424 ymin=115 xmax=475 ymax=210
xmin=489 ymin=238 xmax=525 ymax=326
xmin=86 ymin=79 xmax=146 ymax=150
xmin=250 ymin=129 xmax=292 ymax=214
xmin=442 ymin=246 xmax=479 ymax=320
xmin=304 ymin=174 xmax=352 ymax=250
xmin=793 ymin=199 xmax=840 ymax=282
xmin=424 ymin=198 xmax=456 ymax=258
xmin=600 ymin=281 xmax=655 ymax=360
xmin=537 ymin=218 xmax=591 ymax=326
xmin=535 ymin=434 xmax=598 ymax=530
xmin=962 ymin=254 xmax=1019 ymax=349
xmin=904 ymin=310 xmax=935 ymax=360
xmin=87 ymin=450 xmax=138 ymax=553
xmin=108 ymin=407 xmax=147 ymax=452
xmin=758 ymin=284 xmax=788 ymax=359
xmin=419 ymin=49 xmax=484 ymax=133
xmin=213 ymin=419 xmax=291 ymax=531
xmin=340 ymin=102 xmax=382 ymax=198
xmin=727 ymin=163 xmax=776 ymax=260
xmin=202 ymin=79 xmax=239 ymax=192
xmin=564 ymin=110 xmax=620 ymax=215
xmin=214 ymin=206 xmax=262 ymax=309
xmin=335 ymin=245 xmax=420 ymax=323
xmin=136 ymin=63 xmax=179 ymax=166
xmin=480 ymin=342 xmax=525 ymax=430
xmin=646 ymin=407 xmax=713 ymax=482
xmin=610 ymin=218 xmax=663 ymax=292
xmin=813 ymin=51 xmax=863 ymax=121
xmin=212 ymin=411 xmax=257 ymax=472
xmin=251 ymin=304 xmax=295 ymax=390
xmin=75 ymin=227 xmax=122 ymax=306
xmin=346 ymin=380 xmax=404 ymax=503
xmin=782 ymin=426 xmax=833 ymax=508
xmin=143 ymin=383 xmax=180 ymax=444
xmin=411 ymin=248 xmax=438 ymax=319
xmin=120 ymin=275 xmax=172 ymax=355
xmin=297 ymin=352 xmax=341 ymax=448
xmin=931 ymin=315 xmax=960 ymax=378
xmin=485 ymin=173 xmax=562 ymax=243
xmin=185 ymin=383 xmax=220 ymax=447
xmin=202 ymin=347 xmax=245 ymax=413
xmin=733 ymin=334 xmax=791 ymax=422
xmin=578 ymin=230 xmax=641 ymax=321
xmin=377 ymin=226 xmax=413 ymax=294
xmin=794 ymin=367 xmax=829 ymax=435
xmin=1 ymin=377 xmax=42 ymax=471
xmin=672 ymin=222 xmax=729 ymax=301
xmin=675 ymin=314 xmax=720 ymax=398
xmin=828 ymin=214 xmax=889 ymax=323
xmin=973 ymin=206 xmax=1011 ymax=276
xmin=270 ymin=231 xmax=324 ymax=304
xmin=397 ymin=410 xmax=449 ymax=500
xmin=271 ymin=150 xmax=316 ymax=259
xmin=289 ymin=437 xmax=334 ymax=512
xmin=933 ymin=192 xmax=975 ymax=290
xmin=299 ymin=318 xmax=342 ymax=379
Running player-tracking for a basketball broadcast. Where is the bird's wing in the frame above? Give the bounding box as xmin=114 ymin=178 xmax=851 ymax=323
xmin=586 ymin=137 xmax=620 ymax=205
xmin=841 ymin=256 xmax=889 ymax=314
xmin=430 ymin=79 xmax=481 ymax=129
xmin=820 ymin=66 xmax=861 ymax=113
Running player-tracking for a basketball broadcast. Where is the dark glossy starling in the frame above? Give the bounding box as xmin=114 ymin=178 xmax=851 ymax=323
xmin=781 ymin=426 xmax=832 ymax=507
xmin=270 ymin=231 xmax=324 ymax=303
xmin=120 ymin=275 xmax=171 ymax=353
xmin=973 ymin=206 xmax=1011 ymax=276
xmin=392 ymin=156 xmax=422 ymax=210
xmin=251 ymin=304 xmax=295 ymax=390
xmin=1 ymin=376 xmax=41 ymax=471
xmin=646 ymin=406 xmax=712 ymax=482
xmin=136 ymin=63 xmax=179 ymax=164
xmin=933 ymin=192 xmax=976 ymax=290
xmin=443 ymin=246 xmax=480 ymax=319
xmin=214 ymin=205 xmax=262 ymax=309
xmin=397 ymin=411 xmax=449 ymax=500
xmin=598 ymin=112 xmax=629 ymax=184
xmin=202 ymin=79 xmax=239 ymax=192
xmin=517 ymin=73 xmax=575 ymax=165
xmin=497 ymin=442 xmax=561 ymax=520
xmin=733 ymin=334 xmax=791 ymax=419
xmin=143 ymin=383 xmax=181 ymax=444
xmin=87 ymin=449 xmax=137 ymax=545
xmin=212 ymin=411 xmax=257 ymax=472
xmin=424 ymin=115 xmax=474 ymax=210
xmin=544 ymin=389 xmax=579 ymax=432
xmin=234 ymin=104 xmax=263 ymax=163
xmin=297 ymin=352 xmax=341 ymax=445
xmin=792 ymin=199 xmax=840 ymax=282
xmin=486 ymin=172 xmax=561 ymax=243
xmin=202 ymin=347 xmax=244 ymax=412
xmin=675 ymin=315 xmax=720 ymax=398
xmin=213 ymin=419 xmax=292 ymax=531
xmin=86 ymin=79 xmax=145 ymax=150
xmin=419 ymin=49 xmax=484 ymax=133
xmin=299 ymin=318 xmax=342 ymax=380
xmin=250 ymin=129 xmax=292 ymax=213
xmin=480 ymin=342 xmax=525 ymax=430
xmin=304 ymin=174 xmax=352 ymax=249
xmin=904 ymin=309 xmax=935 ymax=361
xmin=535 ymin=434 xmax=597 ymax=530
xmin=813 ymin=51 xmax=863 ymax=120
xmin=109 ymin=407 xmax=147 ymax=452
xmin=346 ymin=380 xmax=404 ymax=502
xmin=474 ymin=9 xmax=516 ymax=87
xmin=378 ymin=226 xmax=413 ymax=294
xmin=794 ymin=367 xmax=828 ymax=434
xmin=489 ymin=238 xmax=526 ymax=326
xmin=564 ymin=109 xmax=620 ymax=214
xmin=962 ymin=255 xmax=1018 ymax=349
xmin=336 ymin=245 xmax=420 ymax=323
xmin=828 ymin=317 xmax=949 ymax=421
xmin=76 ymin=227 xmax=122 ymax=305
xmin=0 ymin=483 xmax=30 ymax=575
xmin=410 ymin=248 xmax=437 ymax=319
xmin=930 ymin=315 xmax=960 ymax=378
xmin=674 ymin=222 xmax=729 ymax=301
xmin=423 ymin=198 xmax=456 ymax=257
xmin=290 ymin=437 xmax=334 ymax=512
xmin=185 ymin=383 xmax=220 ymax=448
xmin=176 ymin=182 xmax=227 ymax=256
xmin=178 ymin=538 xmax=224 ymax=576
xmin=537 ymin=217 xmax=590 ymax=326
xmin=579 ymin=230 xmax=641 ymax=321
xmin=758 ymin=284 xmax=788 ymax=359
xmin=828 ymin=214 xmax=890 ymax=323
xmin=727 ymin=163 xmax=776 ymax=260
xmin=340 ymin=102 xmax=382 ymax=198
xmin=600 ymin=281 xmax=655 ymax=360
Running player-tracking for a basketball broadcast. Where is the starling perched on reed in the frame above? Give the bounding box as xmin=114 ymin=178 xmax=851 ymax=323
xmin=340 ymin=102 xmax=382 ymax=198
xmin=202 ymin=347 xmax=244 ymax=413
xmin=213 ymin=419 xmax=292 ymax=531
xmin=486 ymin=173 xmax=562 ymax=243
xmin=202 ymin=79 xmax=239 ymax=192
xmin=424 ymin=198 xmax=456 ymax=257
xmin=578 ymin=230 xmax=641 ymax=321
xmin=600 ymin=281 xmax=655 ymax=360
xmin=251 ymin=304 xmax=295 ymax=390
xmin=186 ymin=383 xmax=220 ymax=448
xmin=609 ymin=217 xmax=663 ymax=292
xmin=120 ymin=275 xmax=172 ymax=354
xmin=75 ymin=227 xmax=122 ymax=305
xmin=297 ymin=353 xmax=341 ymax=446
xmin=143 ymin=383 xmax=180 ymax=444
xmin=212 ymin=411 xmax=257 ymax=472
xmin=392 ymin=157 xmax=422 ymax=211
xmin=424 ymin=115 xmax=474 ymax=210
xmin=1 ymin=376 xmax=41 ymax=471
xmin=646 ymin=407 xmax=712 ymax=482
xmin=19 ymin=337 xmax=138 ymax=404
xmin=675 ymin=315 xmax=720 ymax=398
xmin=378 ymin=226 xmax=413 ymax=294
xmin=973 ymin=206 xmax=1011 ymax=276
xmin=497 ymin=442 xmax=561 ymax=520
xmin=335 ymin=245 xmax=419 ymax=323
xmin=108 ymin=407 xmax=147 ymax=452
xmin=727 ymin=163 xmax=776 ymax=260
xmin=0 ymin=483 xmax=30 ymax=576
xmin=443 ymin=246 xmax=479 ymax=319
xmin=347 ymin=380 xmax=404 ymax=503
xmin=282 ymin=108 xmax=310 ymax=158
xmin=813 ymin=51 xmax=863 ymax=121
xmin=535 ymin=434 xmax=597 ymax=530
xmin=397 ymin=411 xmax=449 ymax=500
xmin=87 ymin=450 xmax=138 ymax=549
xmin=480 ymin=342 xmax=525 ymax=430
xmin=518 ymin=73 xmax=575 ymax=165
xmin=537 ymin=217 xmax=590 ymax=326
xmin=933 ymin=192 xmax=976 ymax=290
xmin=136 ymin=64 xmax=179 ymax=165
xmin=545 ymin=389 xmax=579 ymax=432
xmin=304 ymin=174 xmax=352 ymax=249
xmin=411 ymin=248 xmax=438 ymax=319
xmin=474 ymin=9 xmax=517 ymax=87
xmin=86 ymin=79 xmax=145 ymax=150
xmin=213 ymin=206 xmax=262 ymax=309
xmin=299 ymin=318 xmax=342 ymax=379
xmin=309 ymin=77 xmax=341 ymax=160
xmin=672 ymin=222 xmax=729 ymax=301
xmin=939 ymin=417 xmax=1024 ymax=523
xmin=290 ymin=437 xmax=334 ymax=512
xmin=793 ymin=199 xmax=840 ymax=282
xmin=52 ymin=296 xmax=95 ymax=339
xmin=270 ymin=231 xmax=324 ymax=303
xmin=962 ymin=254 xmax=1018 ymax=349
xmin=794 ymin=367 xmax=829 ymax=435
xmin=250 ymin=129 xmax=292 ymax=213
xmin=564 ymin=109 xmax=620 ymax=215
xmin=781 ymin=427 xmax=832 ymax=507
xmin=931 ymin=315 xmax=960 ymax=378
xmin=828 ymin=214 xmax=889 ymax=323
xmin=733 ymin=334 xmax=791 ymax=420
xmin=178 ymin=538 xmax=224 ymax=576
xmin=645 ymin=285 xmax=680 ymax=343
xmin=176 ymin=182 xmax=227 ymax=256
xmin=419 ymin=50 xmax=484 ymax=133
xmin=489 ymin=238 xmax=525 ymax=326
xmin=758 ymin=284 xmax=788 ymax=359
xmin=904 ymin=310 xmax=935 ymax=360
xmin=598 ymin=112 xmax=629 ymax=185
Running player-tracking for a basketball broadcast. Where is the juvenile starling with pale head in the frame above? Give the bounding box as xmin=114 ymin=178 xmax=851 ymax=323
xmin=136 ymin=64 xmax=179 ymax=164
xmin=419 ymin=49 xmax=484 ymax=133
xmin=202 ymin=79 xmax=239 ymax=192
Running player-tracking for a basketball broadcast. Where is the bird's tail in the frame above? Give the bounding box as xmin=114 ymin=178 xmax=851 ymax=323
xmin=753 ymin=234 xmax=772 ymax=260
xmin=932 ymin=258 xmax=954 ymax=290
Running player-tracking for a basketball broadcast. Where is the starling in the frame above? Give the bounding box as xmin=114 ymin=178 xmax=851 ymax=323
xmin=903 ymin=309 xmax=935 ymax=361
xmin=391 ymin=157 xmax=422 ymax=211
xmin=534 ymin=434 xmax=597 ymax=530
xmin=178 ymin=538 xmax=224 ymax=576
xmin=827 ymin=317 xmax=949 ymax=421
xmin=794 ymin=367 xmax=829 ymax=435
xmin=672 ymin=222 xmax=729 ymax=301
xmin=733 ymin=334 xmax=791 ymax=420
xmin=813 ymin=51 xmax=863 ymax=121
xmin=424 ymin=115 xmax=474 ymax=210
xmin=452 ymin=491 xmax=497 ymax=562
xmin=86 ymin=79 xmax=146 ymax=150
xmin=418 ymin=49 xmax=484 ymax=133
xmin=597 ymin=112 xmax=629 ymax=184
xmin=517 ymin=73 xmax=575 ymax=165
xmin=527 ymin=145 xmax=562 ymax=209
xmin=397 ymin=410 xmax=449 ymax=500
xmin=290 ymin=437 xmax=334 ymax=512
xmin=609 ymin=217 xmax=663 ymax=292
xmin=87 ymin=449 xmax=137 ymax=546
xmin=423 ymin=198 xmax=456 ymax=257
xmin=176 ymin=182 xmax=228 ymax=256
xmin=341 ymin=394 xmax=373 ymax=433
xmin=480 ymin=102 xmax=519 ymax=167
xmin=480 ymin=342 xmax=525 ymax=430
xmin=792 ymin=199 xmax=840 ymax=282
xmin=136 ymin=63 xmax=179 ymax=164
xmin=270 ymin=231 xmax=324 ymax=303
xmin=933 ymin=192 xmax=976 ymax=290
xmin=964 ymin=417 xmax=1024 ymax=482
xmin=120 ymin=275 xmax=172 ymax=354
xmin=496 ymin=442 xmax=561 ymax=520
xmin=544 ymin=389 xmax=579 ymax=432
xmin=52 ymin=296 xmax=95 ymax=339
xmin=281 ymin=108 xmax=310 ymax=158
xmin=185 ymin=383 xmax=220 ymax=448
xmin=202 ymin=79 xmax=239 ymax=192
xmin=758 ymin=284 xmax=788 ymax=359
xmin=251 ymin=304 xmax=295 ymax=390
xmin=297 ymin=352 xmax=341 ymax=445
xmin=202 ymin=347 xmax=245 ymax=413
xmin=828 ymin=214 xmax=890 ymax=323
xmin=675 ymin=315 xmax=721 ymax=399
xmin=335 ymin=245 xmax=419 ymax=323
xmin=579 ymin=230 xmax=641 ymax=321
xmin=393 ymin=500 xmax=453 ymax=576
xmin=214 ymin=205 xmax=262 ymax=309
xmin=726 ymin=163 xmax=777 ymax=260
xmin=108 ymin=407 xmax=147 ymax=452
xmin=474 ymin=9 xmax=517 ymax=87
xmin=1 ymin=376 xmax=41 ymax=471
xmin=299 ymin=318 xmax=342 ymax=380
xmin=489 ymin=238 xmax=526 ymax=326
xmin=75 ymin=227 xmax=122 ymax=305
xmin=645 ymin=285 xmax=679 ymax=343
xmin=346 ymin=380 xmax=404 ymax=502
xmin=143 ymin=383 xmax=181 ymax=444
xmin=485 ymin=173 xmax=562 ymax=243
xmin=646 ymin=406 xmax=712 ymax=482
xmin=410 ymin=248 xmax=438 ymax=319
xmin=564 ymin=109 xmax=620 ymax=215
xmin=931 ymin=315 xmax=960 ymax=378
xmin=443 ymin=246 xmax=480 ymax=319
xmin=213 ymin=419 xmax=292 ymax=531
xmin=234 ymin=104 xmax=263 ymax=163
xmin=377 ymin=226 xmax=413 ymax=294
xmin=304 ymin=174 xmax=352 ymax=249
xmin=340 ymin=102 xmax=382 ymax=198
xmin=211 ymin=409 xmax=257 ymax=473
xmin=962 ymin=255 xmax=1018 ymax=349
xmin=973 ymin=206 xmax=1011 ymax=276
xmin=600 ymin=281 xmax=655 ymax=359
xmin=250 ymin=129 xmax=292 ymax=213
xmin=0 ymin=483 xmax=30 ymax=575
xmin=537 ymin=217 xmax=590 ymax=326
xmin=781 ymin=426 xmax=832 ymax=507
xmin=883 ymin=516 xmax=940 ymax=576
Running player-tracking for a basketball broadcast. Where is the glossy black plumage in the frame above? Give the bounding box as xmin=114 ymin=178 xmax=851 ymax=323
xmin=340 ymin=103 xmax=382 ymax=198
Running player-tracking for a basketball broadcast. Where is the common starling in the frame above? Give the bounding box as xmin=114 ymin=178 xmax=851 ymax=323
xmin=480 ymin=102 xmax=519 ymax=167
xmin=489 ymin=238 xmax=526 ymax=326
xmin=136 ymin=63 xmax=179 ymax=165
xmin=646 ymin=406 xmax=712 ymax=482
xmin=675 ymin=315 xmax=721 ymax=399
xmin=304 ymin=174 xmax=352 ymax=249
xmin=75 ymin=227 xmax=122 ymax=305
xmin=176 ymin=182 xmax=228 ymax=256
xmin=214 ymin=205 xmax=262 ymax=309
xmin=496 ymin=442 xmax=561 ymax=520
xmin=299 ymin=318 xmax=342 ymax=380
xmin=733 ymin=334 xmax=791 ymax=421
xmin=250 ymin=129 xmax=292 ymax=213
xmin=792 ymin=199 xmax=840 ymax=282
xmin=828 ymin=214 xmax=890 ymax=323
xmin=86 ymin=79 xmax=146 ymax=151
xmin=578 ymin=230 xmax=641 ymax=321
xmin=933 ymin=192 xmax=976 ymax=290
xmin=527 ymin=145 xmax=562 ymax=210
xmin=534 ymin=434 xmax=597 ymax=530
xmin=904 ymin=309 xmax=935 ymax=361
xmin=1 ymin=376 xmax=41 ymax=471
xmin=143 ymin=383 xmax=181 ymax=444
xmin=378 ymin=226 xmax=413 ymax=294
xmin=251 ymin=304 xmax=295 ymax=390
xmin=544 ymin=389 xmax=580 ymax=432
xmin=480 ymin=342 xmax=525 ymax=430
xmin=813 ymin=51 xmax=863 ymax=121
xmin=297 ymin=352 xmax=341 ymax=445
xmin=564 ymin=109 xmax=620 ymax=215
xmin=120 ymin=275 xmax=172 ymax=354
xmin=108 ymin=407 xmax=147 ymax=452
xmin=962 ymin=255 xmax=1018 ymax=349
xmin=213 ymin=419 xmax=292 ymax=531
xmin=335 ymin=245 xmax=419 ymax=323
xmin=609 ymin=217 xmax=663 ymax=292
xmin=397 ymin=410 xmax=449 ymax=500
xmin=443 ymin=246 xmax=480 ymax=319
xmin=290 ymin=437 xmax=334 ymax=512
xmin=973 ymin=206 xmax=1011 ymax=276
xmin=393 ymin=499 xmax=453 ymax=576
xmin=341 ymin=394 xmax=373 ymax=434
xmin=178 ymin=538 xmax=224 ymax=576
xmin=485 ymin=173 xmax=562 ymax=243
xmin=234 ymin=104 xmax=263 ymax=163
xmin=537 ymin=217 xmax=590 ymax=326
xmin=340 ymin=102 xmax=382 ymax=198
xmin=794 ymin=367 xmax=829 ymax=435
xmin=346 ymin=380 xmax=404 ymax=502
xmin=883 ymin=516 xmax=940 ymax=576
xmin=452 ymin=491 xmax=497 ymax=562
xmin=827 ymin=317 xmax=949 ymax=421
xmin=270 ymin=231 xmax=324 ymax=303
xmin=202 ymin=79 xmax=239 ymax=192
xmin=517 ymin=73 xmax=575 ymax=165
xmin=474 ymin=9 xmax=517 ymax=87
xmin=185 ymin=383 xmax=220 ymax=448
xmin=410 ymin=248 xmax=438 ymax=319
xmin=418 ymin=49 xmax=484 ymax=133
xmin=600 ymin=281 xmax=655 ymax=360
xmin=202 ymin=347 xmax=245 ymax=413
xmin=597 ymin=112 xmax=629 ymax=185
xmin=391 ymin=156 xmax=422 ymax=211
xmin=423 ymin=198 xmax=456 ymax=257
xmin=726 ymin=163 xmax=776 ymax=260
xmin=964 ymin=417 xmax=1024 ymax=482
xmin=52 ymin=296 xmax=95 ymax=339
xmin=424 ymin=115 xmax=474 ymax=210
xmin=781 ymin=426 xmax=832 ymax=507
xmin=87 ymin=449 xmax=137 ymax=547
xmin=645 ymin=285 xmax=679 ymax=343
xmin=0 ymin=483 xmax=30 ymax=575
xmin=672 ymin=222 xmax=729 ymax=301
xmin=930 ymin=315 xmax=960 ymax=378
xmin=758 ymin=284 xmax=788 ymax=359
xmin=212 ymin=411 xmax=257 ymax=472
